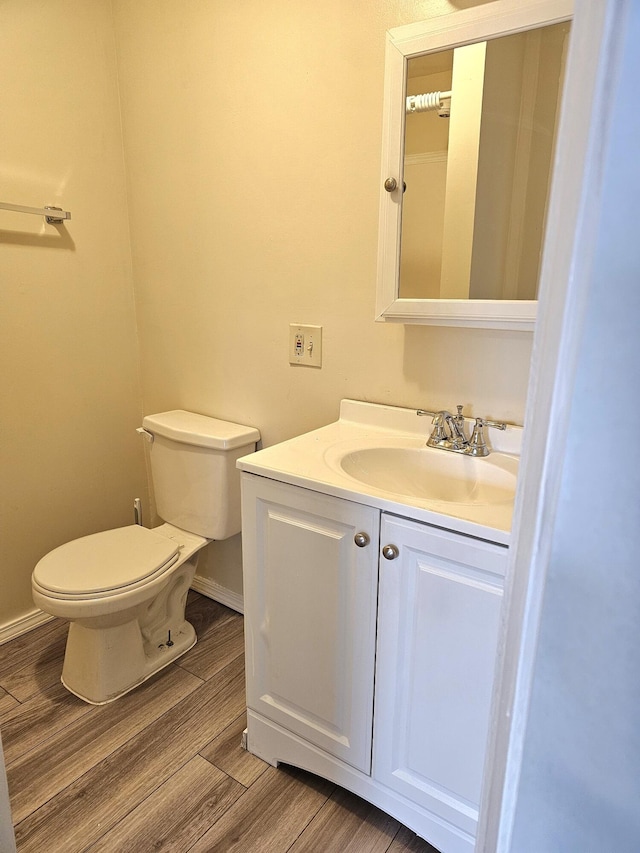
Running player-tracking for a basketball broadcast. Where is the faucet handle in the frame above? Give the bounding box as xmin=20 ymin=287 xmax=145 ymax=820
xmin=468 ymin=418 xmax=489 ymax=457
xmin=481 ymin=418 xmax=507 ymax=431
xmin=430 ymin=411 xmax=449 ymax=442
xmin=468 ymin=417 xmax=508 ymax=457
xmin=417 ymin=409 xmax=448 ymax=443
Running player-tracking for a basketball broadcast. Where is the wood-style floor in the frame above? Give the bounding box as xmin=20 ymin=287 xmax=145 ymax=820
xmin=0 ymin=592 xmax=438 ymax=852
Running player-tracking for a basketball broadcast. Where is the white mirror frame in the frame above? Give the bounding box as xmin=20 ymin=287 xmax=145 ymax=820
xmin=375 ymin=0 xmax=573 ymax=331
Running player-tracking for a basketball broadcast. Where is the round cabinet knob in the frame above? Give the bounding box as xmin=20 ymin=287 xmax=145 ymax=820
xmin=354 ymin=532 xmax=370 ymax=548
xmin=382 ymin=544 xmax=399 ymax=560
xmin=384 ymin=177 xmax=398 ymax=192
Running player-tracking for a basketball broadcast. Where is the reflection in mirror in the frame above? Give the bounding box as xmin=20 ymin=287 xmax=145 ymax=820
xmin=399 ymin=22 xmax=570 ymax=301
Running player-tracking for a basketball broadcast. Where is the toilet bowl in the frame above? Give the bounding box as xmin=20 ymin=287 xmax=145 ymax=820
xmin=32 ymin=410 xmax=259 ymax=705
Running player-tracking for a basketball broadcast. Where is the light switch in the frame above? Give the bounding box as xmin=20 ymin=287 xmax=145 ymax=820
xmin=289 ymin=324 xmax=322 ymax=367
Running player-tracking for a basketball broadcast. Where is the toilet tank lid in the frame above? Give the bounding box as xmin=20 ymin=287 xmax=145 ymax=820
xmin=142 ymin=410 xmax=260 ymax=450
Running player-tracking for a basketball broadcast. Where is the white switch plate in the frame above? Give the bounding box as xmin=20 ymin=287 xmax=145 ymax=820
xmin=289 ymin=324 xmax=322 ymax=367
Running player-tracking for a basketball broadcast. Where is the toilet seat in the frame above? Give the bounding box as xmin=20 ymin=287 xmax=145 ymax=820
xmin=32 ymin=525 xmax=180 ymax=601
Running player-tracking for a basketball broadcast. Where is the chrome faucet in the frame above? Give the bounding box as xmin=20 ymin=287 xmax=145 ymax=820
xmin=417 ymin=405 xmax=507 ymax=456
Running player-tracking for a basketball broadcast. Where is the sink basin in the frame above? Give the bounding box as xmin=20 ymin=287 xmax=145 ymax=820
xmin=327 ymin=439 xmax=517 ymax=506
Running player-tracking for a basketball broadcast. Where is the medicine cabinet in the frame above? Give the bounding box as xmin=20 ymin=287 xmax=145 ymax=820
xmin=375 ymin=0 xmax=572 ymax=329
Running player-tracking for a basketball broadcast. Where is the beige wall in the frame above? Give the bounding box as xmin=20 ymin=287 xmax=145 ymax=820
xmin=112 ymin=0 xmax=532 ymax=596
xmin=0 ymin=1 xmax=147 ymax=626
xmin=1 ymin=0 xmax=533 ymax=625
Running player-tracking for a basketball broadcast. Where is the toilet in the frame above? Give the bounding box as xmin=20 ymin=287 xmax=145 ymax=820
xmin=32 ymin=410 xmax=260 ymax=705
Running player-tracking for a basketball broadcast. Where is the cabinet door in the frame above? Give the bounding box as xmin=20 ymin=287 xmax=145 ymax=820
xmin=242 ymin=474 xmax=380 ymax=774
xmin=373 ymin=514 xmax=506 ymax=837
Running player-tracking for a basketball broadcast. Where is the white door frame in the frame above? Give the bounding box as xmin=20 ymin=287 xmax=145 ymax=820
xmin=476 ymin=0 xmax=629 ymax=849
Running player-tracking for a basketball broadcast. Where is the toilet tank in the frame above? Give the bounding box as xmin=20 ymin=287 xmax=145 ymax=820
xmin=141 ymin=410 xmax=260 ymax=540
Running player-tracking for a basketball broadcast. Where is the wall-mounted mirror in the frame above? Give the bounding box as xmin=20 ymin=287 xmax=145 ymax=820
xmin=376 ymin=0 xmax=572 ymax=330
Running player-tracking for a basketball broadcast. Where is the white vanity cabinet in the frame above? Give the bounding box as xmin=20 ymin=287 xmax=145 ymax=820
xmin=242 ymin=471 xmax=508 ymax=853
xmin=373 ymin=513 xmax=506 ymax=840
xmin=241 ymin=474 xmax=380 ymax=774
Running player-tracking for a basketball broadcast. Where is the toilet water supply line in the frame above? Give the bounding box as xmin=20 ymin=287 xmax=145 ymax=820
xmin=406 ymin=90 xmax=452 ymax=115
xmin=134 ymin=427 xmax=155 ymax=527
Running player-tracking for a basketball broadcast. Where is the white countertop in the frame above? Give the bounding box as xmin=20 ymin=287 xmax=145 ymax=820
xmin=237 ymin=400 xmax=523 ymax=546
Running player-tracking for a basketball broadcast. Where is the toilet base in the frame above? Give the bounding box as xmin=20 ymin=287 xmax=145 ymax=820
xmin=61 ymin=616 xmax=197 ymax=705
xmin=36 ymin=526 xmax=208 ymax=705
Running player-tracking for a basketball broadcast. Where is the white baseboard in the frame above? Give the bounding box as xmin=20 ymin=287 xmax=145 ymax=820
xmin=0 ymin=609 xmax=55 ymax=646
xmin=190 ymin=575 xmax=244 ymax=615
